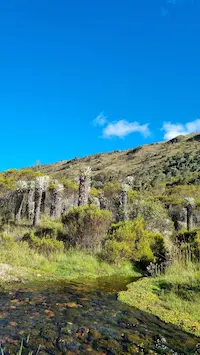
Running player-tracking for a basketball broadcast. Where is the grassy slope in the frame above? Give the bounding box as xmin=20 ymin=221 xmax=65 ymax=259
xmin=1 ymin=132 xmax=200 ymax=191
xmin=37 ymin=132 xmax=200 ymax=182
xmin=119 ymin=262 xmax=200 ymax=336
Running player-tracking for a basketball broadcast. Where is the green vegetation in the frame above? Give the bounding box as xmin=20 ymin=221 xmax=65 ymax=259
xmin=173 ymin=229 xmax=200 ymax=261
xmin=61 ymin=204 xmax=112 ymax=250
xmin=101 ymin=217 xmax=165 ymax=268
xmin=128 ymin=197 xmax=173 ymax=234
xmin=31 ymin=132 xmax=200 ymax=189
xmin=0 ymin=169 xmax=43 ymax=192
xmin=90 ymin=186 xmax=100 ymax=197
xmin=35 ymin=219 xmax=64 ymax=239
xmin=60 ymin=177 xmax=79 ymax=192
xmin=103 ymin=181 xmax=122 ymax=198
xmin=119 ymin=260 xmax=200 ymax=336
xmin=119 ymin=225 xmax=200 ymax=337
xmin=2 ymin=131 xmax=200 ymax=339
xmin=0 ymin=205 xmax=142 ymax=282
xmin=26 ymin=233 xmax=64 ymax=256
xmin=0 ymin=238 xmax=138 ymax=282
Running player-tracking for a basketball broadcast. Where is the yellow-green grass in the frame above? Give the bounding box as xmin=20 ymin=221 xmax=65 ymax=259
xmin=119 ymin=261 xmax=200 ymax=336
xmin=0 ymin=242 xmax=140 ymax=283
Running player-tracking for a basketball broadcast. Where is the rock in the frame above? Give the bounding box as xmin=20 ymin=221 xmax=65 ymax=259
xmin=76 ymin=327 xmax=89 ymax=340
xmin=57 ymin=336 xmax=80 ymax=352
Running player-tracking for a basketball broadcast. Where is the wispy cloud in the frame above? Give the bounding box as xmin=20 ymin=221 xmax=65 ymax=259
xmin=93 ymin=112 xmax=107 ymax=126
xmin=162 ymin=119 xmax=200 ymax=140
xmin=103 ymin=120 xmax=150 ymax=139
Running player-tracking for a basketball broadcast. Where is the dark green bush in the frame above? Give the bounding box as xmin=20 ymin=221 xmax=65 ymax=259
xmin=35 ymin=220 xmax=64 ymax=239
xmin=61 ymin=204 xmax=112 ymax=251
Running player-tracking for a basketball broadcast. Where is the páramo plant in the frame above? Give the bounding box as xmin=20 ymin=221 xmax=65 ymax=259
xmin=61 ymin=204 xmax=112 ymax=251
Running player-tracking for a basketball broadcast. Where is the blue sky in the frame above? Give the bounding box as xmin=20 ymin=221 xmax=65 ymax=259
xmin=0 ymin=0 xmax=200 ymax=171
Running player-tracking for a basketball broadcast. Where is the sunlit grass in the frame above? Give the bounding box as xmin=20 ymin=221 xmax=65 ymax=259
xmin=119 ymin=260 xmax=200 ymax=336
xmin=0 ymin=242 xmax=139 ymax=282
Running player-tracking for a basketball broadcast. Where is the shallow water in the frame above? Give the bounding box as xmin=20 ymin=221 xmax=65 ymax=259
xmin=0 ymin=276 xmax=200 ymax=354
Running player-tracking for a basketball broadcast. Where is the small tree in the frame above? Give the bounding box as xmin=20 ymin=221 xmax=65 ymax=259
xmin=61 ymin=204 xmax=112 ymax=251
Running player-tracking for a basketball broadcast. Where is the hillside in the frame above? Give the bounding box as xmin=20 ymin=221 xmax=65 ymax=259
xmin=1 ymin=132 xmax=200 ymax=193
xmin=36 ymin=132 xmax=200 ymax=188
xmin=1 ymin=132 xmax=200 ymax=342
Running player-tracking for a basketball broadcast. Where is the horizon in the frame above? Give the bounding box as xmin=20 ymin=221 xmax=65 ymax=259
xmin=1 ymin=129 xmax=198 ymax=173
xmin=0 ymin=0 xmax=200 ymax=171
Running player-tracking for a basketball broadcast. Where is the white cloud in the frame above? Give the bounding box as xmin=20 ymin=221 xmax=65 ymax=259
xmin=162 ymin=119 xmax=200 ymax=140
xmin=93 ymin=112 xmax=107 ymax=126
xmin=103 ymin=120 xmax=150 ymax=139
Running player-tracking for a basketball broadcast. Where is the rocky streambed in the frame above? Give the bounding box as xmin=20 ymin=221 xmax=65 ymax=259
xmin=0 ymin=276 xmax=199 ymax=354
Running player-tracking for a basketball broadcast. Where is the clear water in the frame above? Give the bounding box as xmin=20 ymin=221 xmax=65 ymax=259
xmin=0 ymin=276 xmax=199 ymax=354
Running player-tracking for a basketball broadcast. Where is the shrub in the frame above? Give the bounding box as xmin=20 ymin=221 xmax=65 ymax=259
xmin=103 ymin=182 xmax=122 ymax=199
xmin=127 ymin=189 xmax=142 ymax=203
xmin=129 ymin=199 xmax=173 ymax=235
xmin=0 ymin=175 xmax=16 ymax=191
xmin=61 ymin=204 xmax=112 ymax=251
xmin=0 ymin=169 xmax=43 ymax=192
xmin=28 ymin=233 xmax=64 ymax=256
xmin=36 ymin=220 xmax=64 ymax=239
xmin=90 ymin=187 xmax=100 ymax=197
xmin=102 ymin=216 xmax=165 ymax=268
xmin=61 ymin=178 xmax=78 ymax=193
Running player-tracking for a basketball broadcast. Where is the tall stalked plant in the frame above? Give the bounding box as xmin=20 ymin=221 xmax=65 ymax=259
xmin=61 ymin=204 xmax=112 ymax=251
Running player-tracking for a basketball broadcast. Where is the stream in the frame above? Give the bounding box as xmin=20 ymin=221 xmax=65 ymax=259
xmin=0 ymin=276 xmax=200 ymax=354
